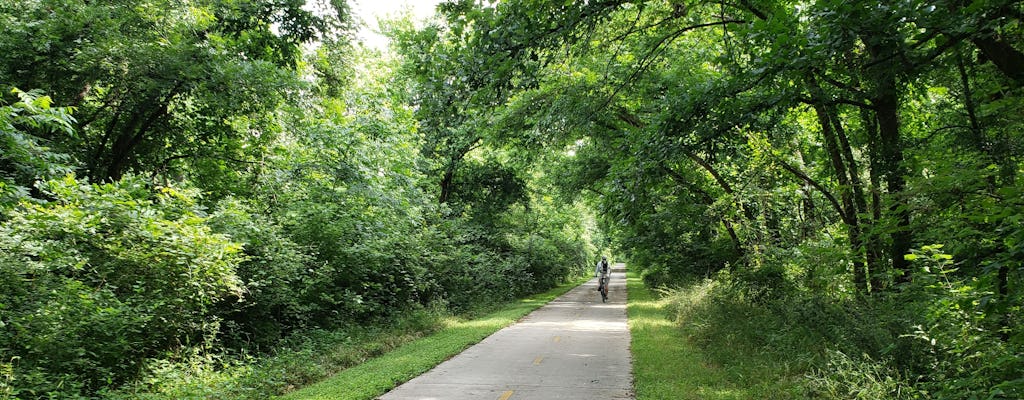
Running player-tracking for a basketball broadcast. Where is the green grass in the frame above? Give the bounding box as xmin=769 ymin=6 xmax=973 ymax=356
xmin=627 ymin=271 xmax=804 ymax=399
xmin=278 ymin=279 xmax=584 ymax=400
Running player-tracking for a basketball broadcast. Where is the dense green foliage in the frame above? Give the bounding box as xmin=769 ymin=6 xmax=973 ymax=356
xmin=418 ymin=0 xmax=1023 ymax=398
xmin=0 ymin=1 xmax=595 ymax=398
xmin=3 ymin=0 xmax=1023 ymax=397
xmin=628 ymin=271 xmax=804 ymax=399
xmin=1 ymin=176 xmax=244 ymax=394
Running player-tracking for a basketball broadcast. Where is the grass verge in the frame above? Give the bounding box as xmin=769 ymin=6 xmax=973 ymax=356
xmin=627 ymin=271 xmax=803 ymax=399
xmin=278 ymin=278 xmax=585 ymax=400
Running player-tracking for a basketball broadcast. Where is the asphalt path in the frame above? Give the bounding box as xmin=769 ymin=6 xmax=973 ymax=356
xmin=378 ymin=263 xmax=633 ymax=400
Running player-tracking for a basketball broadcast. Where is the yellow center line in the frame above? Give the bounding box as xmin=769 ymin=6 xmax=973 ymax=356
xmin=533 ymin=356 xmax=544 ymax=365
xmin=498 ymin=390 xmax=515 ymax=400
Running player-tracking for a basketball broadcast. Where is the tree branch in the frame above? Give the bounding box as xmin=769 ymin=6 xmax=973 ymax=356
xmin=585 ymin=186 xmax=607 ymax=198
xmin=773 ymin=155 xmax=849 ymax=224
xmin=661 ymin=161 xmax=744 ymax=254
xmin=796 ymin=96 xmax=876 ymax=111
xmin=599 ymin=19 xmax=747 ymax=112
xmin=659 ymin=162 xmax=714 ymax=204
xmin=816 ymin=72 xmax=869 ymax=99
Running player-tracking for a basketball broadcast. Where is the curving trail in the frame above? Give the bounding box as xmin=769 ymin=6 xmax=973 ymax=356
xmin=378 ymin=264 xmax=633 ymax=400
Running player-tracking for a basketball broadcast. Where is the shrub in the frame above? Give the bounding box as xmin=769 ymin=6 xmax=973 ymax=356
xmin=0 ymin=175 xmax=243 ymax=397
xmin=897 ymin=245 xmax=1024 ymax=399
xmin=0 ymin=88 xmax=76 ymax=209
xmin=207 ymin=198 xmax=322 ymax=349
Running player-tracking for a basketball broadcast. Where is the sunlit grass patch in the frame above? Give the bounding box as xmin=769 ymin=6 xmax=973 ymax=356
xmin=628 ymin=272 xmax=737 ymax=399
xmin=627 ymin=271 xmax=804 ymax=399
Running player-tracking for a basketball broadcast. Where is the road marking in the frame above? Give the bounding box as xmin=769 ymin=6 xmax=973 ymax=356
xmin=533 ymin=356 xmax=544 ymax=365
xmin=498 ymin=390 xmax=514 ymax=400
xmin=553 ymin=336 xmax=561 ymax=343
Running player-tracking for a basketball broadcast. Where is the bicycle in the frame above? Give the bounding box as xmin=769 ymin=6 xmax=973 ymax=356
xmin=598 ymin=273 xmax=609 ymax=302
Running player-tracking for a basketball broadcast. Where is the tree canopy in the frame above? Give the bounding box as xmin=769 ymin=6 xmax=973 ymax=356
xmin=410 ymin=0 xmax=1023 ymax=397
xmin=1 ymin=0 xmax=1021 ymax=398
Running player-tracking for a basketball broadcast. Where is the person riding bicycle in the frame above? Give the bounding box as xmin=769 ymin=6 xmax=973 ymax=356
xmin=596 ymin=256 xmax=610 ymax=300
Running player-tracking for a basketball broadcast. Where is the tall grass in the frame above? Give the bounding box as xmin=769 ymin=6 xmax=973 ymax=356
xmin=632 ymin=258 xmax=1024 ymax=400
xmin=104 ymin=307 xmax=449 ymax=399
xmin=628 ymin=267 xmax=937 ymax=399
xmin=627 ymin=271 xmax=805 ymax=399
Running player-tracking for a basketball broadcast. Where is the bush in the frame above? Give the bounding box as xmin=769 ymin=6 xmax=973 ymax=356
xmin=0 ymin=88 xmax=76 ymax=209
xmin=676 ymin=244 xmax=1024 ymax=400
xmin=895 ymin=245 xmax=1024 ymax=399
xmin=420 ymin=221 xmax=532 ymax=311
xmin=0 ymin=175 xmax=243 ymax=397
xmin=105 ymin=305 xmax=450 ymax=399
xmin=207 ymin=198 xmax=320 ymax=350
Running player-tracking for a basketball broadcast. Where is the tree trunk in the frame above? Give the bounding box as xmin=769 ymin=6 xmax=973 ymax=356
xmin=965 ymin=45 xmax=1019 ymax=184
xmin=795 ymin=148 xmax=821 ymax=239
xmin=876 ymin=104 xmax=911 ymax=279
xmin=105 ymin=105 xmax=166 ymax=181
xmin=807 ymin=76 xmax=868 ymax=292
xmin=439 ymin=166 xmax=455 ymax=204
xmin=829 ymin=104 xmax=882 ymax=291
xmin=861 ymin=107 xmax=886 ymax=292
xmin=956 ymin=48 xmax=984 ymax=143
xmin=436 ymin=137 xmax=481 ymax=205
xmin=820 ymin=115 xmax=867 ymax=291
xmin=867 ymin=53 xmax=913 ymax=283
xmin=997 ymin=263 xmax=1010 ymax=341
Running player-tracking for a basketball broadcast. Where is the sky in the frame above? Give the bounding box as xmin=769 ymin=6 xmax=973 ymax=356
xmin=350 ymin=0 xmax=445 ymax=50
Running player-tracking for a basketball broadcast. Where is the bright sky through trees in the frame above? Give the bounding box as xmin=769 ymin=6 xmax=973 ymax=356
xmin=352 ymin=0 xmax=443 ymax=49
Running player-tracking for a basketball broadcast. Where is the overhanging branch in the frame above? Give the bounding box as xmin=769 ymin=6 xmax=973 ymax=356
xmin=773 ymin=155 xmax=850 ymax=224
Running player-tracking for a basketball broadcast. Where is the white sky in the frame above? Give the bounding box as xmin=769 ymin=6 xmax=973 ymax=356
xmin=350 ymin=0 xmax=445 ymax=50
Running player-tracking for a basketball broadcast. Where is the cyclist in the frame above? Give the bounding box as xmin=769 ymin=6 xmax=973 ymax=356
xmin=596 ymin=256 xmax=610 ymax=302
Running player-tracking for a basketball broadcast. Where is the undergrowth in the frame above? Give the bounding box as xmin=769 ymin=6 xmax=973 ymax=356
xmin=629 ymin=271 xmax=805 ymax=399
xmin=660 ymin=277 xmax=912 ymax=399
xmin=653 ymin=248 xmax=1022 ymax=400
xmin=98 ymin=277 xmax=584 ymax=400
xmin=101 ymin=306 xmax=449 ymax=399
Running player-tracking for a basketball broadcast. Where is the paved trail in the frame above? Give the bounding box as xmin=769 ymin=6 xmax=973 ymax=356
xmin=379 ymin=264 xmax=633 ymax=400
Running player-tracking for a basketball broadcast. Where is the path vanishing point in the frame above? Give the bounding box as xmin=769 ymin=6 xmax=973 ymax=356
xmin=378 ymin=263 xmax=634 ymax=400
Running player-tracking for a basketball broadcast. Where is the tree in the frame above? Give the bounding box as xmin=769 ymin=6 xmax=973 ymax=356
xmin=0 ymin=0 xmax=352 ymax=183
xmin=416 ymin=0 xmax=1022 ymax=395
